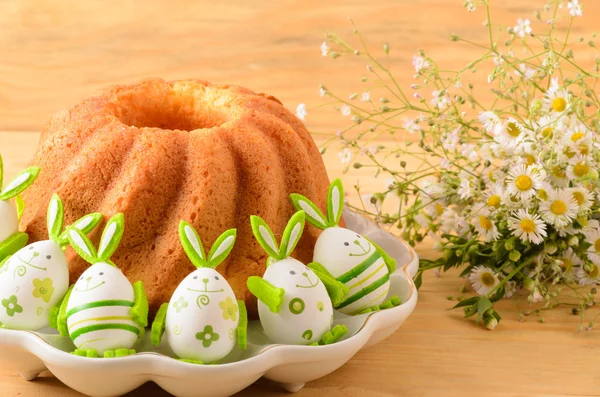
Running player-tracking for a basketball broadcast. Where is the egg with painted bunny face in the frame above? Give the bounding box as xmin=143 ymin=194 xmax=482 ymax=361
xmin=166 ymin=267 xmax=240 ymax=363
xmin=66 ymin=262 xmax=142 ymax=354
xmin=291 ymin=179 xmax=394 ymax=315
xmin=0 ymin=240 xmax=68 ymax=330
xmin=152 ymin=223 xmax=246 ymax=363
xmin=0 ymin=194 xmax=101 ymax=330
xmin=313 ymin=227 xmax=390 ymax=315
xmin=259 ymin=258 xmax=333 ymax=345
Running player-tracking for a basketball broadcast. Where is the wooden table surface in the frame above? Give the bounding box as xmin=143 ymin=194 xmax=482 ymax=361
xmin=2 ymin=1 xmax=600 ymax=396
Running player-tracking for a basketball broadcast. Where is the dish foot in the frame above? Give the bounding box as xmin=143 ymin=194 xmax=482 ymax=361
xmin=19 ymin=369 xmax=42 ymax=381
xmin=282 ymin=382 xmax=305 ymax=393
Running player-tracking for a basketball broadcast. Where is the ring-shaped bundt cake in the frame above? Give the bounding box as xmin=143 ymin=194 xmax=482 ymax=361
xmin=20 ymin=78 xmax=333 ymax=318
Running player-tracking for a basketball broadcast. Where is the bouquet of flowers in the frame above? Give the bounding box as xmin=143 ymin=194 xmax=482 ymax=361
xmin=306 ymin=0 xmax=600 ymax=329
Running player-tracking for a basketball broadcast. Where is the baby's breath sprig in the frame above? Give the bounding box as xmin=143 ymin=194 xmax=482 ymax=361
xmin=309 ymin=0 xmax=600 ymax=329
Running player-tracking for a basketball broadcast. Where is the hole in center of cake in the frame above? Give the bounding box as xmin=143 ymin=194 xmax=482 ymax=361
xmin=115 ymin=89 xmax=228 ymax=131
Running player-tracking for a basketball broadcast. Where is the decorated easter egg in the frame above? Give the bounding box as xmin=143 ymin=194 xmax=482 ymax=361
xmin=313 ymin=227 xmax=390 ymax=315
xmin=66 ymin=262 xmax=141 ymax=355
xmin=0 ymin=240 xmax=68 ymax=330
xmin=165 ymin=267 xmax=239 ymax=363
xmin=259 ymin=258 xmax=333 ymax=345
xmin=0 ymin=200 xmax=18 ymax=243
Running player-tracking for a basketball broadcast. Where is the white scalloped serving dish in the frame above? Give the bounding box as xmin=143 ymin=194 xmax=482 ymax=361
xmin=0 ymin=211 xmax=418 ymax=397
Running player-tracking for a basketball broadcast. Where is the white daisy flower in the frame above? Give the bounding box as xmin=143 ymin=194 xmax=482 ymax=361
xmin=536 ymin=181 xmax=555 ymax=201
xmin=484 ymin=183 xmax=504 ymax=210
xmin=338 ymin=148 xmax=353 ymax=165
xmin=505 ymin=164 xmax=542 ymax=200
xmin=340 ymin=105 xmax=352 ymax=117
xmin=319 ymin=86 xmax=327 ymax=97
xmin=295 ymin=104 xmax=308 ymax=121
xmin=415 ymin=214 xmax=430 ymax=229
xmin=584 ymin=228 xmax=600 ymax=265
xmin=576 ymin=265 xmax=600 ymax=286
xmin=472 ymin=208 xmax=500 ymax=242
xmin=423 ymin=199 xmax=447 ymax=219
xmin=559 ymin=247 xmax=583 ymax=273
xmin=543 ymin=88 xmax=569 ymax=114
xmin=360 ymin=92 xmax=371 ymax=102
xmin=496 ymin=118 xmax=525 ymax=148
xmin=569 ymin=187 xmax=594 ymax=213
xmin=539 ymin=189 xmax=578 ymax=227
xmin=503 ymin=280 xmax=517 ymax=298
xmin=321 ymin=41 xmax=329 ymax=56
xmin=403 ymin=118 xmax=421 ymax=134
xmin=457 ymin=179 xmax=472 ymax=200
xmin=548 ymin=164 xmax=570 ymax=188
xmin=515 ymin=63 xmax=536 ymax=80
xmin=566 ymin=155 xmax=593 ymax=180
xmin=508 ymin=209 xmax=547 ymax=244
xmin=568 ymin=0 xmax=583 ymax=17
xmin=478 ymin=111 xmax=502 ymax=134
xmin=412 ymin=55 xmax=430 ymax=73
xmin=465 ymin=0 xmax=476 ymax=12
xmin=431 ymin=90 xmax=450 ymax=109
xmin=514 ymin=18 xmax=532 ymax=38
xmin=469 ymin=266 xmax=500 ymax=295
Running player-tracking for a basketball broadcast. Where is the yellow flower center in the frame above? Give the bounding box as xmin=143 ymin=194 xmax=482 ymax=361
xmin=479 ymin=216 xmax=493 ymax=230
xmin=481 ymin=272 xmax=496 ymax=287
xmin=573 ymin=191 xmax=585 ymax=206
xmin=537 ymin=189 xmax=548 ymax=200
xmin=590 ymin=264 xmax=600 ymax=279
xmin=435 ymin=203 xmax=444 ymax=215
xmin=573 ymin=163 xmax=590 ymax=177
xmin=594 ymin=239 xmax=600 ymax=252
xmin=525 ymin=154 xmax=535 ymax=165
xmin=550 ymin=200 xmax=567 ymax=215
xmin=564 ymin=146 xmax=576 ymax=159
xmin=579 ymin=144 xmax=589 ymax=156
xmin=571 ymin=132 xmax=585 ymax=142
xmin=552 ymin=166 xmax=566 ymax=179
xmin=520 ymin=219 xmax=536 ymax=233
xmin=541 ymin=128 xmax=552 ymax=138
xmin=552 ymin=97 xmax=567 ymax=112
xmin=507 ymin=122 xmax=521 ymax=137
xmin=515 ymin=175 xmax=533 ymax=191
xmin=487 ymin=195 xmax=501 ymax=208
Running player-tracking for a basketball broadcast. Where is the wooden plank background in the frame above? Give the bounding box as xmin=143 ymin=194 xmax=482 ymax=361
xmin=2 ymin=1 xmax=600 ymax=396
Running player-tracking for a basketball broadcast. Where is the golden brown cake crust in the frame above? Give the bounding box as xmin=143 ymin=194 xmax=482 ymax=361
xmin=20 ymin=78 xmax=334 ymax=319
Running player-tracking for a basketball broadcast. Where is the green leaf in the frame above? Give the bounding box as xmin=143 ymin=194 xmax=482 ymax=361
xmin=97 ymin=213 xmax=124 ymax=262
xmin=326 ymin=178 xmax=345 ymax=227
xmin=66 ymin=227 xmax=98 ymax=264
xmin=207 ymin=229 xmax=237 ymax=268
xmin=178 ymin=220 xmax=206 ymax=268
xmin=451 ymin=296 xmax=478 ymax=309
xmin=289 ymin=193 xmax=329 ymax=230
xmin=151 ymin=303 xmax=169 ymax=347
xmin=477 ymin=297 xmax=493 ymax=319
xmin=414 ymin=271 xmax=423 ymax=289
xmin=237 ymin=300 xmax=247 ymax=350
xmin=249 ymin=215 xmax=280 ymax=259
xmin=279 ymin=211 xmax=305 ymax=258
xmin=15 ymin=195 xmax=25 ymax=221
xmin=47 ymin=194 xmax=64 ymax=242
xmin=489 ymin=285 xmax=505 ymax=303
xmin=0 ymin=166 xmax=41 ymax=200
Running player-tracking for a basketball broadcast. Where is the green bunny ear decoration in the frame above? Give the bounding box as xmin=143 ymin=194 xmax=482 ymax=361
xmin=289 ymin=193 xmax=329 ymax=230
xmin=179 ymin=221 xmax=207 ymax=268
xmin=57 ymin=212 xmax=103 ymax=246
xmin=279 ymin=211 xmax=305 ymax=258
xmin=250 ymin=215 xmax=280 ymax=260
xmin=97 ymin=213 xmax=125 ymax=262
xmin=66 ymin=227 xmax=98 ymax=265
xmin=0 ymin=166 xmax=41 ymax=201
xmin=206 ymin=229 xmax=237 ymax=269
xmin=15 ymin=195 xmax=25 ymax=221
xmin=47 ymin=194 xmax=65 ymax=243
xmin=327 ymin=179 xmax=345 ymax=226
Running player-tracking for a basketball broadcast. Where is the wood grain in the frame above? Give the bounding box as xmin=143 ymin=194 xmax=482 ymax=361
xmin=2 ymin=1 xmax=600 ymax=396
